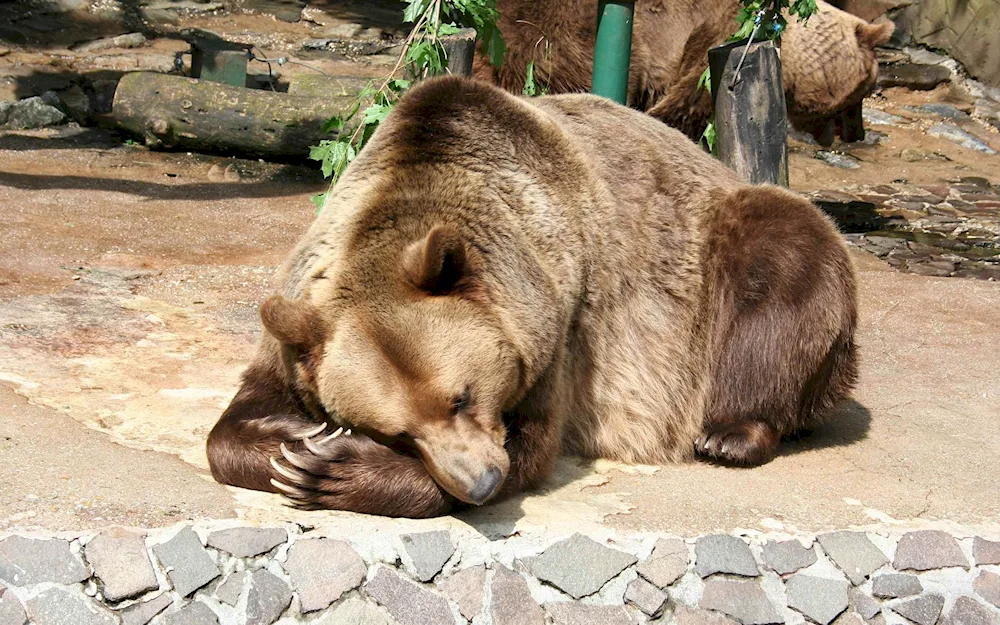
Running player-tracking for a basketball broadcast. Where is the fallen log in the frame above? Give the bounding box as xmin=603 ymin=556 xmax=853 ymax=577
xmin=112 ymin=72 xmax=359 ymax=157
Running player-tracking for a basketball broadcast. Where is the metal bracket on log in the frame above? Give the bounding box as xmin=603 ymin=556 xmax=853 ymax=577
xmin=709 ymin=39 xmax=789 ymax=187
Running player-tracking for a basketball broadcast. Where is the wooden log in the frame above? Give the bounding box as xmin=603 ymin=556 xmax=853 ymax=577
xmin=709 ymin=39 xmax=789 ymax=187
xmin=439 ymin=28 xmax=478 ymax=77
xmin=112 ymin=72 xmax=359 ymax=157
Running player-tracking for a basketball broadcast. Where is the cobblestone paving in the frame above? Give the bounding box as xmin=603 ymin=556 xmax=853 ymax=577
xmin=1 ymin=524 xmax=999 ymax=625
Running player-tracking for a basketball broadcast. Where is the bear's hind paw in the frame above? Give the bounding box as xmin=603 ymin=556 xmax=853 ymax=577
xmin=695 ymin=420 xmax=781 ymax=466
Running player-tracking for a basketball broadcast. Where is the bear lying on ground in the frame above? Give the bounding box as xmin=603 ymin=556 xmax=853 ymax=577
xmin=206 ymin=76 xmax=858 ymax=518
xmin=474 ymin=0 xmax=894 ymax=144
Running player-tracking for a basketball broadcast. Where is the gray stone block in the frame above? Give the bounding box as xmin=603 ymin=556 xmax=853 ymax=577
xmin=439 ymin=565 xmax=485 ymax=621
xmin=0 ymin=536 xmax=89 ymax=586
xmin=159 ymin=601 xmax=219 ymax=625
xmin=283 ymin=537 xmax=366 ymax=612
xmin=215 ymin=571 xmax=247 ymax=607
xmin=674 ymin=605 xmax=741 ymax=625
xmin=25 ymin=588 xmax=117 ymax=625
xmin=762 ymin=540 xmax=817 ymax=575
xmin=118 ymin=592 xmax=172 ymax=625
xmin=206 ymin=527 xmax=287 ymax=558
xmin=246 ymin=569 xmax=292 ymax=625
xmin=700 ymin=578 xmax=784 ymax=625
xmin=151 ymin=527 xmax=220 ymax=597
xmin=974 ymin=571 xmax=1000 ymax=609
xmin=890 ymin=594 xmax=945 ymax=625
xmin=851 ymin=587 xmax=882 ymax=621
xmin=490 ymin=565 xmax=544 ymax=625
xmin=941 ymin=596 xmax=1000 ymax=625
xmin=624 ymin=576 xmax=668 ymax=617
xmin=400 ymin=530 xmax=455 ymax=582
xmin=529 ymin=534 xmax=637 ymax=599
xmin=637 ymin=538 xmax=688 ymax=588
xmin=817 ymin=532 xmax=888 ymax=585
xmin=872 ymin=574 xmax=922 ymax=599
xmin=786 ymin=574 xmax=849 ymax=625
xmin=0 ymin=585 xmax=26 ymax=625
xmin=316 ymin=598 xmax=393 ymax=625
xmin=695 ymin=535 xmax=759 ymax=578
xmin=365 ymin=566 xmax=456 ymax=625
xmin=3 ymin=97 xmax=66 ymax=129
xmin=85 ymin=528 xmax=158 ymax=603
xmin=894 ymin=531 xmax=968 ymax=571
xmin=543 ymin=602 xmax=632 ymax=625
xmin=973 ymin=537 xmax=1000 ymax=566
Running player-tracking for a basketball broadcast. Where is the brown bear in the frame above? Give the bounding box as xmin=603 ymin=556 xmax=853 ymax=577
xmin=473 ymin=0 xmax=894 ymax=144
xmin=206 ymin=76 xmax=858 ymax=518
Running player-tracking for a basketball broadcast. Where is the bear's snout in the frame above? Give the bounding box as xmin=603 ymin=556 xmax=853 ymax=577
xmin=413 ymin=423 xmax=510 ymax=505
xmin=468 ymin=465 xmax=503 ymax=504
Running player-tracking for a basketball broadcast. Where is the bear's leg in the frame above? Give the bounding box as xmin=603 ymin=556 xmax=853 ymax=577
xmin=208 ymin=362 xmax=452 ymax=518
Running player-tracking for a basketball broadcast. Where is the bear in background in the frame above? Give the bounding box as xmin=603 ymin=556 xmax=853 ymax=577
xmin=206 ymin=77 xmax=858 ymax=518
xmin=474 ymin=0 xmax=894 ymax=145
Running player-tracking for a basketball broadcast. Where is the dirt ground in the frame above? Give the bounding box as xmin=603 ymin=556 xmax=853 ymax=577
xmin=1 ymin=0 xmax=999 ymax=539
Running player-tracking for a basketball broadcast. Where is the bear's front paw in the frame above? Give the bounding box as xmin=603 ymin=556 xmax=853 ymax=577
xmin=268 ymin=428 xmax=452 ymax=518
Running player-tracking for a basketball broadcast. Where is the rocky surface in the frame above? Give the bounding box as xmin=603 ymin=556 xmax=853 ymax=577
xmin=0 ymin=520 xmax=998 ymax=624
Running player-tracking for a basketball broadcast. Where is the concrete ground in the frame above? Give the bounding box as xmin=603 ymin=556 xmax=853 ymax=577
xmin=0 ymin=127 xmax=998 ymax=540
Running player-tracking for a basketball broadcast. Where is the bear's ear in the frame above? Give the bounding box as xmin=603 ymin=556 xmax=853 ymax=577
xmin=260 ymin=296 xmax=327 ymax=348
xmin=402 ymin=225 xmax=476 ymax=295
xmin=856 ymin=21 xmax=894 ymax=49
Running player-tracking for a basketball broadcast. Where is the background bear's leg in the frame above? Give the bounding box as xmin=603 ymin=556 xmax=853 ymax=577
xmin=698 ymin=187 xmax=858 ymax=466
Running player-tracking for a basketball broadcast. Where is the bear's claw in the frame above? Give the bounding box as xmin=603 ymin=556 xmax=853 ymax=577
xmin=270 ymin=429 xmax=356 ymax=508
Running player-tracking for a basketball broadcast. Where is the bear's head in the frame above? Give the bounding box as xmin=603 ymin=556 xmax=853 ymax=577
xmin=260 ymin=223 xmax=521 ymax=506
xmin=782 ymin=1 xmax=894 ymax=143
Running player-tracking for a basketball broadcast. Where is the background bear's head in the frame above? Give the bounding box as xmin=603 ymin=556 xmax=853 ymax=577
xmin=782 ymin=2 xmax=895 ymax=142
xmin=260 ymin=224 xmax=520 ymax=506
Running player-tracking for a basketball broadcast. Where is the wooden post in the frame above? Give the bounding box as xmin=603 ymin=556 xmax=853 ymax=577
xmin=708 ymin=39 xmax=789 ymax=187
xmin=440 ymin=28 xmax=478 ymax=77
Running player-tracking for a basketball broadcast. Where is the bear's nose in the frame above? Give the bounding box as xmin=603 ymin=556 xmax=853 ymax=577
xmin=467 ymin=465 xmax=503 ymax=505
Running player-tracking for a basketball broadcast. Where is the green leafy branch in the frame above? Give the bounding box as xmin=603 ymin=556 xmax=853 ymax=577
xmin=698 ymin=0 xmax=818 ymax=154
xmin=309 ymin=0 xmax=506 ymax=211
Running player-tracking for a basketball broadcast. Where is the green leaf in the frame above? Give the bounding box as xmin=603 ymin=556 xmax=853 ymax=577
xmin=485 ymin=28 xmax=506 ymax=67
xmin=403 ymin=0 xmax=431 ymax=23
xmin=363 ymin=103 xmax=392 ymax=125
xmin=701 ymin=120 xmax=717 ymax=155
xmin=697 ymin=66 xmax=711 ymax=93
xmin=437 ymin=22 xmax=461 ymax=35
xmin=523 ymin=60 xmax=537 ymax=96
xmin=311 ymin=192 xmax=326 ymax=212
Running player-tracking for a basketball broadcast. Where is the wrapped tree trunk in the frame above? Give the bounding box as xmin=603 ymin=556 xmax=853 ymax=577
xmin=112 ymin=72 xmax=361 ymax=157
xmin=709 ymin=40 xmax=789 ymax=187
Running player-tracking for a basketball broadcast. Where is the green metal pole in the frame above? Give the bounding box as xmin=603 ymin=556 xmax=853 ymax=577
xmin=591 ymin=0 xmax=635 ymax=104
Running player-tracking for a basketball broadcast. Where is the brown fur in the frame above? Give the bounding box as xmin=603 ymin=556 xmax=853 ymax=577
xmin=206 ymin=77 xmax=858 ymax=517
xmin=474 ymin=0 xmax=894 ymax=144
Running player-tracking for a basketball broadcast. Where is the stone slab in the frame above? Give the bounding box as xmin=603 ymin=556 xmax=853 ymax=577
xmin=529 ymin=534 xmax=637 ymax=599
xmin=0 ymin=536 xmax=89 ymax=586
xmin=543 ymin=602 xmax=632 ymax=625
xmin=872 ymin=573 xmax=922 ymax=599
xmin=206 ymin=527 xmax=287 ymax=558
xmin=941 ymin=596 xmax=1000 ymax=625
xmin=974 ymin=571 xmax=1000 ymax=609
xmin=851 ymin=587 xmax=882 ymax=621
xmin=159 ymin=601 xmax=219 ymax=625
xmin=700 ymin=579 xmax=784 ymax=625
xmin=490 ymin=565 xmax=544 ymax=625
xmin=283 ymin=538 xmax=366 ymax=613
xmin=637 ymin=538 xmax=688 ymax=588
xmin=366 ymin=566 xmax=455 ymax=625
xmin=817 ymin=532 xmax=888 ymax=585
xmin=439 ymin=565 xmax=485 ymax=621
xmin=151 ymin=527 xmax=220 ymax=597
xmin=624 ymin=576 xmax=668 ymax=617
xmin=973 ymin=538 xmax=1000 ymax=566
xmin=891 ymin=594 xmax=945 ymax=625
xmin=0 ymin=585 xmax=26 ymax=625
xmin=786 ymin=574 xmax=850 ymax=625
xmin=400 ymin=530 xmax=455 ymax=582
xmin=316 ymin=598 xmax=393 ymax=625
xmin=762 ymin=540 xmax=817 ymax=575
xmin=25 ymin=588 xmax=117 ymax=625
xmin=894 ymin=531 xmax=968 ymax=571
xmin=674 ymin=605 xmax=741 ymax=625
xmin=695 ymin=535 xmax=759 ymax=578
xmin=246 ymin=569 xmax=292 ymax=625
xmin=118 ymin=592 xmax=172 ymax=625
xmin=2 ymin=97 xmax=65 ymax=129
xmin=85 ymin=528 xmax=158 ymax=603
xmin=215 ymin=571 xmax=246 ymax=607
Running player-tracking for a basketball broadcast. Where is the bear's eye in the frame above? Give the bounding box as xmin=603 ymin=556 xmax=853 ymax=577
xmin=450 ymin=386 xmax=472 ymax=414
